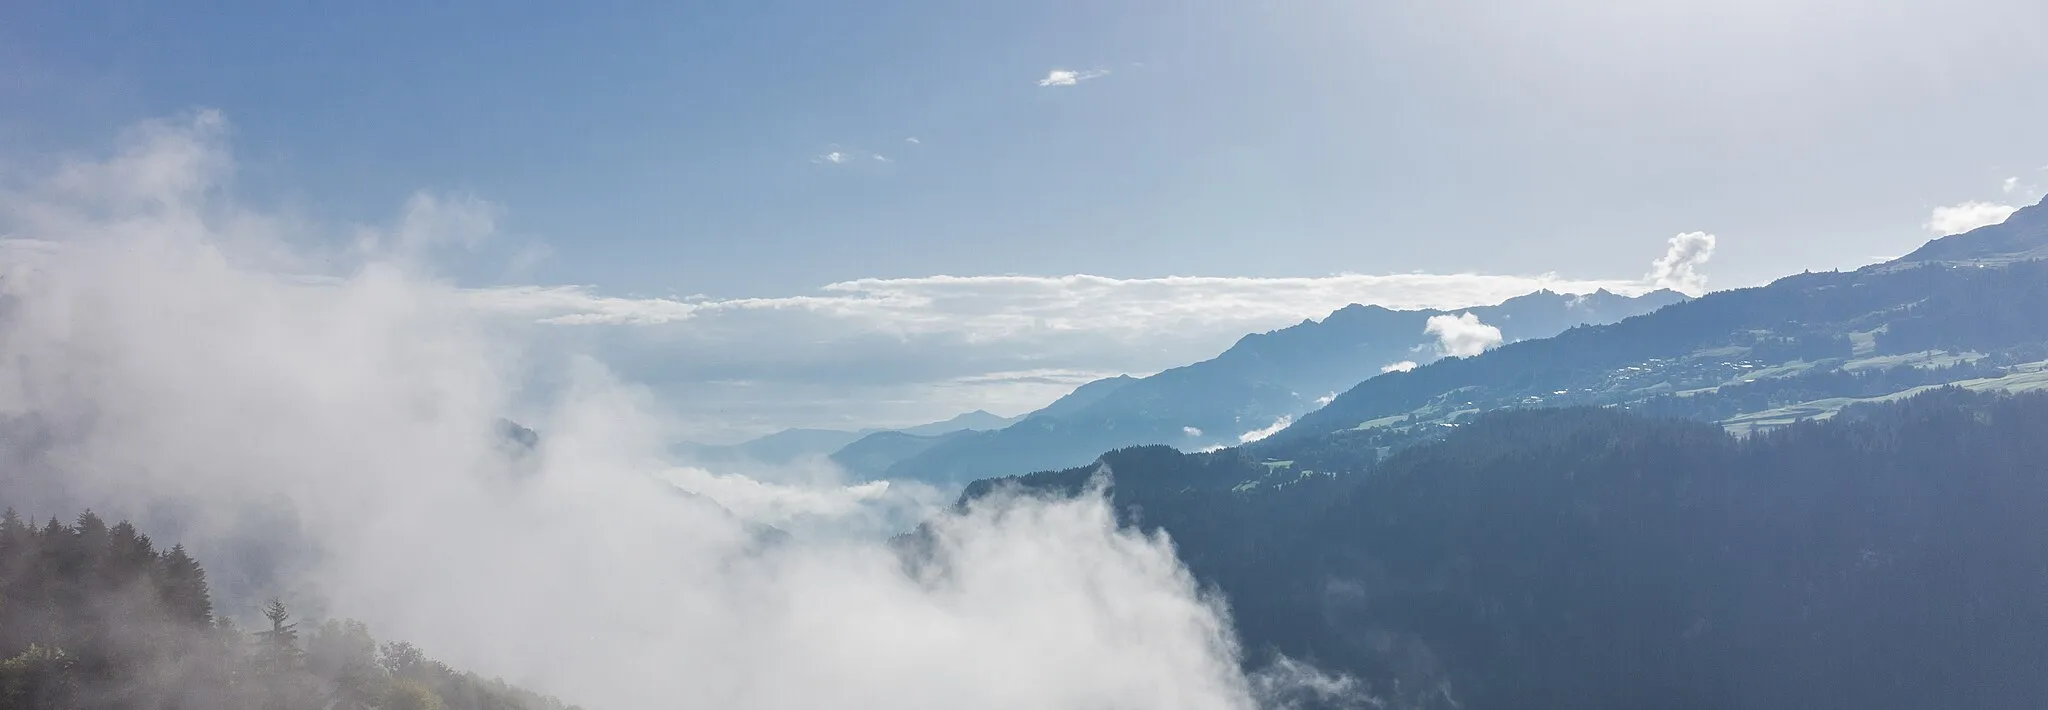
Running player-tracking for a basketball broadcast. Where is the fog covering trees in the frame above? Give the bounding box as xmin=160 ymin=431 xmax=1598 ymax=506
xmin=0 ymin=509 xmax=575 ymax=709
xmin=0 ymin=115 xmax=1358 ymax=707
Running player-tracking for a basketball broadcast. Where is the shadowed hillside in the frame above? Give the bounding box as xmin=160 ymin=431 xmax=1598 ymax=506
xmin=944 ymin=389 xmax=2048 ymax=710
xmin=0 ymin=510 xmax=579 ymax=710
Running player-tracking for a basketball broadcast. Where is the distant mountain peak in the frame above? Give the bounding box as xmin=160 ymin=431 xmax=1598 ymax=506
xmin=875 ymin=287 xmax=1683 ymax=486
xmin=896 ymin=409 xmax=1020 ymax=436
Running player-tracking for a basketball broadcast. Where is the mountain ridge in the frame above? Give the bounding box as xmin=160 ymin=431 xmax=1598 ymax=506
xmin=674 ymin=410 xmax=1021 ymax=469
xmin=876 ymin=287 xmax=1686 ymax=485
xmin=1897 ymin=193 xmax=2048 ymax=264
xmin=935 ymin=388 xmax=2048 ymax=710
xmin=1269 ymin=202 xmax=2048 ymax=452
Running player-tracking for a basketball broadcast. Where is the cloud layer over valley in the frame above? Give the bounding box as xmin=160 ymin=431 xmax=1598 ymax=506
xmin=1 ymin=111 xmax=1726 ymax=444
xmin=459 ymin=257 xmax=1724 ymax=441
xmin=0 ymin=112 xmax=1369 ymax=710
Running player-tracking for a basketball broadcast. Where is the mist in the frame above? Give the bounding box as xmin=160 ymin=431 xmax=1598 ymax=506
xmin=0 ymin=113 xmax=1352 ymax=708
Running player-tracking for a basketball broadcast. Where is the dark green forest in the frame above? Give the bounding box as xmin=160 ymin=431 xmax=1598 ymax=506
xmin=0 ymin=510 xmax=576 ymax=710
xmin=955 ymin=388 xmax=2048 ymax=710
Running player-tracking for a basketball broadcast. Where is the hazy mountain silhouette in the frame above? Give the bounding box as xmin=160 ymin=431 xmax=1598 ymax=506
xmin=674 ymin=410 xmax=1020 ymax=470
xmin=878 ymin=288 xmax=1684 ymax=485
xmin=894 ymin=410 xmax=1019 ymax=436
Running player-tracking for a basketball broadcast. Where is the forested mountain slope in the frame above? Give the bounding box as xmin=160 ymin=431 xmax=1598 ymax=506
xmin=0 ymin=510 xmax=577 ymax=710
xmin=1897 ymin=195 xmax=2048 ymax=264
xmin=951 ymin=389 xmax=2048 ymax=710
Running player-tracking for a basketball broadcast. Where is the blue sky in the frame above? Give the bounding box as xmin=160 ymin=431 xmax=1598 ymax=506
xmin=6 ymin=0 xmax=2048 ymax=437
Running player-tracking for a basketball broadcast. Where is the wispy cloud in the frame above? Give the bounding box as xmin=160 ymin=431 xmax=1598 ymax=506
xmin=1038 ymin=68 xmax=1110 ymax=87
xmin=1237 ymin=415 xmax=1293 ymax=444
xmin=293 ymin=268 xmax=1666 ymax=437
xmin=1924 ymin=176 xmax=2039 ymax=236
xmin=656 ymin=466 xmax=917 ymax=535
xmin=812 ymin=145 xmax=886 ymax=165
xmin=473 ymin=272 xmax=1653 ymax=330
xmin=5 ymin=109 xmax=1713 ymax=439
xmin=1380 ymin=361 xmax=1418 ymax=374
xmin=1925 ymin=200 xmax=2017 ymax=235
xmin=1424 ymin=313 xmax=1502 ymax=358
xmin=461 ymin=261 xmax=1695 ymax=436
xmin=467 ymin=285 xmax=703 ymax=325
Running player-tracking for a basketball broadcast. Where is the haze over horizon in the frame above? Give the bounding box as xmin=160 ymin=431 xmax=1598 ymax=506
xmin=6 ymin=4 xmax=2048 ymax=710
xmin=7 ymin=0 xmax=2048 ymax=438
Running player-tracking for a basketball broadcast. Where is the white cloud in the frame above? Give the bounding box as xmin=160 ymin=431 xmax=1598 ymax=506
xmin=459 ymin=266 xmax=1661 ymax=437
xmin=1182 ymin=426 xmax=1203 ymax=437
xmin=4 ymin=109 xmax=1702 ymax=440
xmin=0 ymin=111 xmax=1360 ymax=710
xmin=905 ymin=137 xmax=921 ymax=144
xmin=1038 ymin=68 xmax=1110 ymax=87
xmin=1925 ymin=200 xmax=2018 ymax=235
xmin=1644 ymin=231 xmax=1717 ymax=296
xmin=473 ymin=272 xmax=1650 ymax=331
xmin=813 ymin=146 xmax=886 ymax=165
xmin=1380 ymin=361 xmax=1418 ymax=374
xmin=468 ymin=285 xmax=703 ymax=325
xmin=664 ymin=467 xmax=892 ymax=520
xmin=1237 ymin=416 xmax=1293 ymax=444
xmin=39 ymin=108 xmax=232 ymax=209
xmin=657 ymin=466 xmax=944 ymax=538
xmin=1424 ymin=313 xmax=1502 ymax=358
xmin=1923 ymin=176 xmax=2039 ymax=236
xmin=1314 ymin=392 xmax=1337 ymax=406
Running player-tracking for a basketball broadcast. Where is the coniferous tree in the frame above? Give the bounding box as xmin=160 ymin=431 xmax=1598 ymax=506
xmin=253 ymin=600 xmax=300 ymax=670
xmin=156 ymin=545 xmax=211 ymax=626
xmin=250 ymin=600 xmax=313 ymax=710
xmin=0 ymin=509 xmax=573 ymax=709
xmin=0 ymin=510 xmax=28 ymax=653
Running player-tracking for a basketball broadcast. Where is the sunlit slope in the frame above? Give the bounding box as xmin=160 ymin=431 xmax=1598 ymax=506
xmin=1276 ymin=195 xmax=2048 ymax=451
xmin=882 ymin=289 xmax=1683 ymax=485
